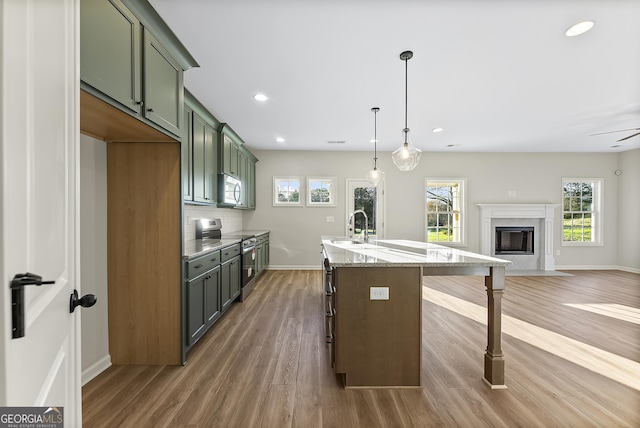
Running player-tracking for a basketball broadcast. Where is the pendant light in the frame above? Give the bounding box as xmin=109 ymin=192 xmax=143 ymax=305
xmin=392 ymin=50 xmax=422 ymax=171
xmin=365 ymin=107 xmax=385 ymax=185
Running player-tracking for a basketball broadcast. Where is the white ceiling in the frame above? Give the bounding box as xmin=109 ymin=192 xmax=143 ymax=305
xmin=149 ymin=0 xmax=640 ymax=153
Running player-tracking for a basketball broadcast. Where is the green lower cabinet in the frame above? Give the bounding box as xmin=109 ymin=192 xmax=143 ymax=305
xmin=204 ymin=266 xmax=221 ymax=325
xmin=186 ymin=265 xmax=221 ymax=348
xmin=255 ymin=234 xmax=270 ymax=276
xmin=221 ymin=256 xmax=241 ymax=311
xmin=186 ymin=273 xmax=206 ymax=347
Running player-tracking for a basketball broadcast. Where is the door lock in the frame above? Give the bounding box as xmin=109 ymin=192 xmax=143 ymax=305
xmin=10 ymin=273 xmax=55 ymax=339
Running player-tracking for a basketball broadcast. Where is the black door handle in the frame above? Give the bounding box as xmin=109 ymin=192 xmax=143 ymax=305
xmin=70 ymin=289 xmax=97 ymax=313
xmin=11 ymin=272 xmax=55 ymax=339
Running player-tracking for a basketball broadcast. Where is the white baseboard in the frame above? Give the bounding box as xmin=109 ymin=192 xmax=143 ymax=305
xmin=267 ymin=265 xmax=321 ymax=271
xmin=82 ymin=355 xmax=112 ymax=386
xmin=617 ymin=266 xmax=640 ymax=274
xmin=556 ymin=265 xmax=640 ymax=274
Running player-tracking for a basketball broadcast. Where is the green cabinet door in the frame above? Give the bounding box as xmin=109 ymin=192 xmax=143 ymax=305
xmin=248 ymin=159 xmax=256 ymax=209
xmin=221 ymin=255 xmax=241 ymax=311
xmin=204 ymin=266 xmax=221 ymax=325
xmin=182 ymin=104 xmax=193 ymax=201
xmin=192 ymin=113 xmax=207 ymax=203
xmin=220 ymin=134 xmax=240 ymax=178
xmin=221 ymin=260 xmax=231 ymax=311
xmin=192 ymin=114 xmax=218 ymax=204
xmin=186 ymin=274 xmax=206 ymax=346
xmin=81 ymin=0 xmax=141 ymax=114
xmin=229 ymin=257 xmax=241 ymax=300
xmin=204 ymin=124 xmax=218 ymax=203
xmin=143 ymin=29 xmax=183 ymax=136
xmin=238 ymin=152 xmax=248 ymax=208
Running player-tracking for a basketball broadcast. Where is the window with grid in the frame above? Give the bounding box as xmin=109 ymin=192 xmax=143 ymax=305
xmin=425 ymin=179 xmax=465 ymax=245
xmin=562 ymin=178 xmax=602 ymax=245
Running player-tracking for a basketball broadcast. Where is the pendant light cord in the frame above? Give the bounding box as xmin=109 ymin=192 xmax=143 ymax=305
xmin=374 ymin=108 xmax=378 ymax=169
xmin=403 ymin=53 xmax=409 ymax=144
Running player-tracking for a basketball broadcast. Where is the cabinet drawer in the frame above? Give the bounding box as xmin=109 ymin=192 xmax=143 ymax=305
xmin=220 ymin=243 xmax=241 ymax=263
xmin=186 ymin=250 xmax=220 ymax=279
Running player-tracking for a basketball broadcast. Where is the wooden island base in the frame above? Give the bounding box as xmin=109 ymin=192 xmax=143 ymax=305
xmin=333 ymin=267 xmax=423 ymax=388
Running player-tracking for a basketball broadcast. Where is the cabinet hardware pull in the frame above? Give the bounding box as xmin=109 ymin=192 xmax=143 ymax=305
xmin=147 ymin=107 xmax=154 ymax=112
xmin=194 ymin=264 xmax=203 ymax=269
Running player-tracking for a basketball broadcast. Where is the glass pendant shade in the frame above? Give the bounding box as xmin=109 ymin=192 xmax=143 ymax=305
xmin=366 ymin=166 xmax=385 ymax=186
xmin=392 ymin=128 xmax=422 ymax=171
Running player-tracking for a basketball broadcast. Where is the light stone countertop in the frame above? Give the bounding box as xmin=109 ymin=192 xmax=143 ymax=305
xmin=321 ymin=236 xmax=512 ymax=268
xmin=184 ymin=238 xmax=241 ymax=260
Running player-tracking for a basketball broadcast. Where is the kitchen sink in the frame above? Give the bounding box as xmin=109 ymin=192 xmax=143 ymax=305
xmin=330 ymin=238 xmax=365 ymax=245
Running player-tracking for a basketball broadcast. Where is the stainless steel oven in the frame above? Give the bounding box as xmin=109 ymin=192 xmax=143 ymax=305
xmin=240 ymin=237 xmax=257 ymax=301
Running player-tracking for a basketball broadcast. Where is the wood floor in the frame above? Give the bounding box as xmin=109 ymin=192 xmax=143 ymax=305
xmin=83 ymin=269 xmax=640 ymax=427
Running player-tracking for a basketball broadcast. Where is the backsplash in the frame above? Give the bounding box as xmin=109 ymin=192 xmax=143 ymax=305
xmin=184 ymin=204 xmax=243 ymax=240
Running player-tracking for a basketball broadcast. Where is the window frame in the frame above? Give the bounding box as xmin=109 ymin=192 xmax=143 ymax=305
xmin=561 ymin=177 xmax=603 ymax=246
xmin=307 ymin=176 xmax=337 ymax=207
xmin=273 ymin=176 xmax=304 ymax=206
xmin=425 ymin=178 xmax=466 ymax=247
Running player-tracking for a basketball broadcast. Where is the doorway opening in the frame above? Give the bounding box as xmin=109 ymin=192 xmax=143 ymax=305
xmin=346 ymin=179 xmax=385 ymax=239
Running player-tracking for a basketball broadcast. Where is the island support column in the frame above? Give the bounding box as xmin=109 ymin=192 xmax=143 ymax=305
xmin=484 ymin=266 xmax=506 ymax=388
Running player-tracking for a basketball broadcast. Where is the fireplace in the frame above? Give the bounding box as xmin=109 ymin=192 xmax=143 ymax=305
xmin=495 ymin=227 xmax=534 ymax=255
xmin=477 ymin=204 xmax=559 ymax=271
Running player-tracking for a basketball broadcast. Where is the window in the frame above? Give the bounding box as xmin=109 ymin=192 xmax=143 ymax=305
xmin=425 ymin=179 xmax=465 ymax=245
xmin=307 ymin=177 xmax=337 ymax=206
xmin=273 ymin=176 xmax=303 ymax=206
xmin=562 ymin=178 xmax=602 ymax=245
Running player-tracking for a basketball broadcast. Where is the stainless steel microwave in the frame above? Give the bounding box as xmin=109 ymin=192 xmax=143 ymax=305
xmin=222 ymin=174 xmax=242 ymax=205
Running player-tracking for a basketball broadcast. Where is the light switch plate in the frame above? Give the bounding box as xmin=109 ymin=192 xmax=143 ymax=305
xmin=326 ymin=216 xmax=335 ymax=223
xmin=370 ymin=286 xmax=389 ymax=300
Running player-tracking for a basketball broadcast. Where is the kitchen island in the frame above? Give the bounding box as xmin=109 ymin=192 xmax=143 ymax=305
xmin=321 ymin=237 xmax=511 ymax=389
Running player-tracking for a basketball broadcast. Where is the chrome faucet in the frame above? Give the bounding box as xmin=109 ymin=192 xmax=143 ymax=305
xmin=348 ymin=210 xmax=369 ymax=242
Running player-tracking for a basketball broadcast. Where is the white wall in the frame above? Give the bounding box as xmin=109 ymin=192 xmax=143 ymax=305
xmin=244 ymin=150 xmax=630 ymax=270
xmin=79 ymin=135 xmax=110 ymax=384
xmin=617 ymin=148 xmax=640 ymax=272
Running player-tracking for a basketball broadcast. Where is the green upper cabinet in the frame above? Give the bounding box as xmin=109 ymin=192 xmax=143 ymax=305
xmin=143 ymin=28 xmax=183 ymax=136
xmin=186 ymin=90 xmax=220 ymax=205
xmin=220 ymin=134 xmax=239 ymax=178
xmin=81 ymin=0 xmax=141 ymax=114
xmin=192 ymin=113 xmax=217 ymax=203
xmin=81 ymin=0 xmax=197 ymax=137
xmin=182 ymin=104 xmax=193 ymax=201
xmin=247 ymin=160 xmax=256 ymax=209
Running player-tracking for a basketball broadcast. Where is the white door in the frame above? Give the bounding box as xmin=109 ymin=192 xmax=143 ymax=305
xmin=346 ymin=179 xmax=385 ymax=238
xmin=0 ymin=0 xmax=81 ymax=426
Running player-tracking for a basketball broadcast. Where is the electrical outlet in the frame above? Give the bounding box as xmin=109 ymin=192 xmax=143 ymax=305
xmin=555 ymin=249 xmax=560 ymax=256
xmin=326 ymin=216 xmax=335 ymax=223
xmin=507 ymin=190 xmax=517 ymax=197
xmin=370 ymin=286 xmax=389 ymax=300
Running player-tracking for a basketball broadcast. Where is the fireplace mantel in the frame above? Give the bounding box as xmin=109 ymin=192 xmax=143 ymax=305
xmin=477 ymin=204 xmax=559 ymax=270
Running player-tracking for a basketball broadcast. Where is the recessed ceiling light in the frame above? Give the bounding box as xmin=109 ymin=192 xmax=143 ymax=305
xmin=565 ymin=21 xmax=594 ymax=37
xmin=253 ymin=93 xmax=268 ymax=102
xmin=276 ymin=137 xmax=285 ymax=143
xmin=432 ymin=127 xmax=444 ymax=133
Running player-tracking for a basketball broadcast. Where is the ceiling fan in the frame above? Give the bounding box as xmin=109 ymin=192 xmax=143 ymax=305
xmin=590 ymin=128 xmax=640 ymax=142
